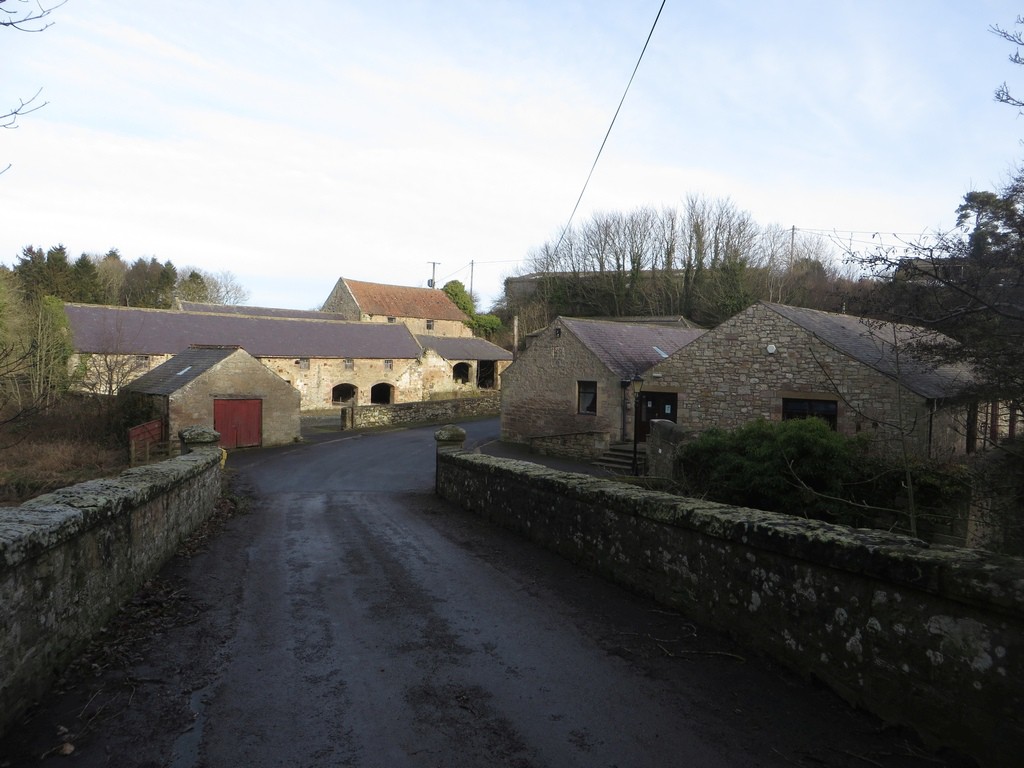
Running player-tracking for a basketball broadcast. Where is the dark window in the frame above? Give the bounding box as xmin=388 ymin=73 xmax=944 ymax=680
xmin=384 ymin=359 xmax=393 ymax=371
xmin=782 ymin=398 xmax=838 ymax=430
xmin=426 ymin=319 xmax=434 ymax=331
xmin=387 ymin=316 xmax=397 ymax=324
xmin=297 ymin=357 xmax=310 ymax=370
xmin=578 ymin=381 xmax=597 ymax=414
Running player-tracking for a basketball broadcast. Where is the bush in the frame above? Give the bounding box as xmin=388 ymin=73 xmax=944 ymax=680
xmin=676 ymin=418 xmax=870 ymax=524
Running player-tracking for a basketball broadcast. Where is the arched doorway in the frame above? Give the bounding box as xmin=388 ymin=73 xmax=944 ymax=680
xmin=453 ymin=362 xmax=471 ymax=384
xmin=332 ymin=383 xmax=357 ymax=404
xmin=370 ymin=383 xmax=393 ymax=404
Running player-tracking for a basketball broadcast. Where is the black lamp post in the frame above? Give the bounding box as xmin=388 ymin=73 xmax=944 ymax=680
xmin=631 ymin=375 xmax=644 ymax=476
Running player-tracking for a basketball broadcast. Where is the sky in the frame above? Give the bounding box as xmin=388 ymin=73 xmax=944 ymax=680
xmin=3 ymin=0 xmax=1024 ymax=312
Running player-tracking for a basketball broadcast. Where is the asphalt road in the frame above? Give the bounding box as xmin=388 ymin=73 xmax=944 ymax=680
xmin=0 ymin=420 xmax=972 ymax=767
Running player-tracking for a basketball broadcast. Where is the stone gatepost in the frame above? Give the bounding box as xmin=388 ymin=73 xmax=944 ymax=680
xmin=434 ymin=424 xmax=466 ymax=493
xmin=179 ymin=425 xmax=222 ymax=457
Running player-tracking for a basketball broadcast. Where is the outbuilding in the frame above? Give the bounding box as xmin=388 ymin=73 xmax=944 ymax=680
xmin=500 ymin=317 xmax=704 ymax=458
xmin=646 ymin=302 xmax=976 ymax=459
xmin=122 ymin=346 xmax=300 ymax=449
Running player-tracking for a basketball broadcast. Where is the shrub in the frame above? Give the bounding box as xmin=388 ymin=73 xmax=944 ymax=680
xmin=676 ymin=418 xmax=869 ymax=524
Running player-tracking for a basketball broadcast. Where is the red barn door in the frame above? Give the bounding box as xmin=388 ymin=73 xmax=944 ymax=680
xmin=214 ymin=399 xmax=262 ymax=448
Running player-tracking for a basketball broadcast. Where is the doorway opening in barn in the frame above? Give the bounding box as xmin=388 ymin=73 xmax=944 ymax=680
xmin=477 ymin=360 xmax=496 ymax=388
xmin=370 ymin=383 xmax=393 ymax=404
xmin=332 ymin=383 xmax=357 ymax=404
xmin=453 ymin=362 xmax=471 ymax=384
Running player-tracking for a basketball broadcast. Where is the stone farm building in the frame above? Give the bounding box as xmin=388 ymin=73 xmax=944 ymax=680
xmin=646 ymin=301 xmax=978 ymax=459
xmin=500 ymin=317 xmax=705 ymax=458
xmin=65 ymin=288 xmax=511 ymax=411
xmin=122 ymin=346 xmax=301 ymax=449
xmin=321 ymin=277 xmax=472 ymax=337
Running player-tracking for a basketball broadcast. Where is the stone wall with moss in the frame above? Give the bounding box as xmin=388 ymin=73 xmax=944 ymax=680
xmin=436 ymin=450 xmax=1024 ymax=768
xmin=0 ymin=447 xmax=222 ymax=737
xmin=349 ymin=392 xmax=501 ymax=429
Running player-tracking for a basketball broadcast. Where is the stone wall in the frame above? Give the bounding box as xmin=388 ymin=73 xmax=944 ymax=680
xmin=262 ymin=354 xmax=423 ymax=410
xmin=350 ymin=392 xmax=501 ymax=429
xmin=436 ymin=450 xmax=1024 ymax=767
xmin=528 ymin=430 xmax=610 ymax=460
xmin=646 ymin=302 xmax=966 ymax=459
xmin=0 ymin=448 xmax=223 ymax=737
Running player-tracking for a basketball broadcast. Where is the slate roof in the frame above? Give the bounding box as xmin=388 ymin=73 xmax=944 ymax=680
xmin=415 ymin=335 xmax=513 ymax=362
xmin=341 ymin=278 xmax=469 ymax=321
xmin=124 ymin=347 xmax=239 ymax=396
xmin=763 ymin=302 xmax=972 ymax=399
xmin=177 ymin=302 xmax=350 ymax=322
xmin=64 ymin=304 xmax=423 ymax=359
xmin=560 ymin=317 xmax=705 ymax=379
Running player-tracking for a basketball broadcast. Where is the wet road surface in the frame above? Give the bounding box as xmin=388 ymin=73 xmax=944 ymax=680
xmin=0 ymin=420 xmax=972 ymax=767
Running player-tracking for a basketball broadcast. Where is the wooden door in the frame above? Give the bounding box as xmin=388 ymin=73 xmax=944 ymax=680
xmin=214 ymin=399 xmax=262 ymax=449
xmin=636 ymin=392 xmax=678 ymax=443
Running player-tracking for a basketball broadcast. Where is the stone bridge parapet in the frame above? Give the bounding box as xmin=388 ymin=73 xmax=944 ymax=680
xmin=0 ymin=446 xmax=223 ymax=736
xmin=436 ymin=449 xmax=1024 ymax=768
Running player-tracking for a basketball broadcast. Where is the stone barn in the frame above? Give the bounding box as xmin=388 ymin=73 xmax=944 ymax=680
xmin=500 ymin=317 xmax=704 ymax=459
xmin=123 ymin=346 xmax=300 ymax=449
xmin=646 ymin=302 xmax=976 ymax=459
xmin=321 ymin=277 xmax=472 ymax=337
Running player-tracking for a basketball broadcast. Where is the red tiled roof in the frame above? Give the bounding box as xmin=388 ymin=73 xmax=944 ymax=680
xmin=343 ymin=279 xmax=469 ymax=322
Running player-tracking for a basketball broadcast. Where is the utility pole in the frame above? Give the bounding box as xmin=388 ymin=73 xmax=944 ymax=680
xmin=427 ymin=261 xmax=440 ymax=288
xmin=469 ymin=260 xmax=474 ymax=299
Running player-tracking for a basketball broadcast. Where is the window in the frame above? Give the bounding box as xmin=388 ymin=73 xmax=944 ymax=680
xmin=426 ymin=319 xmax=434 ymax=331
xmin=782 ymin=398 xmax=838 ymax=430
xmin=297 ymin=357 xmax=310 ymax=370
xmin=344 ymin=358 xmax=354 ymax=370
xmin=387 ymin=316 xmax=397 ymax=324
xmin=384 ymin=359 xmax=393 ymax=371
xmin=578 ymin=381 xmax=597 ymax=414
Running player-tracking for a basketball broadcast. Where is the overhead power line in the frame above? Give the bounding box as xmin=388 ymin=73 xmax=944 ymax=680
xmin=552 ymin=0 xmax=667 ymax=253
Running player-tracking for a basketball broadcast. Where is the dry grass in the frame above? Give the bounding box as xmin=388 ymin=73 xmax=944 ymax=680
xmin=0 ymin=397 xmax=129 ymax=505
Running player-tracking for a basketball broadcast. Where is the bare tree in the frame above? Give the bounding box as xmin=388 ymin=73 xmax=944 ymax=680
xmin=991 ymin=15 xmax=1024 ymax=111
xmin=2 ymin=0 xmax=67 ymax=171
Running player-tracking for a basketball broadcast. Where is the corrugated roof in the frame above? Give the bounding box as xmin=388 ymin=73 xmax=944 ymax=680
xmin=124 ymin=347 xmax=239 ymax=396
xmin=64 ymin=304 xmax=423 ymax=359
xmin=343 ymin=278 xmax=469 ymax=322
xmin=415 ymin=335 xmax=513 ymax=361
xmin=178 ymin=302 xmax=350 ymax=322
xmin=763 ymin=302 xmax=972 ymax=399
xmin=561 ymin=317 xmax=705 ymax=379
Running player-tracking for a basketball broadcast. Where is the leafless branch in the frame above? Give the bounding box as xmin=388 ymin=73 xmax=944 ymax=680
xmin=0 ymin=0 xmax=67 ymax=32
xmin=2 ymin=86 xmax=48 ymax=129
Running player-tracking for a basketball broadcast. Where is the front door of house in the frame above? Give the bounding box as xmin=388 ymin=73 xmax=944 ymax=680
xmin=636 ymin=392 xmax=678 ymax=443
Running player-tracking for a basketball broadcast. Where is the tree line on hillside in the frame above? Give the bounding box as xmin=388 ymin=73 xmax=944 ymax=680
xmin=0 ymin=246 xmax=250 ymax=433
xmin=496 ymin=195 xmax=867 ymax=335
xmin=8 ymin=245 xmax=249 ymax=309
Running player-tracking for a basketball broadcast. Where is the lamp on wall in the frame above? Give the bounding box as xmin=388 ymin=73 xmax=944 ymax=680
xmin=632 ymin=374 xmax=644 ymax=476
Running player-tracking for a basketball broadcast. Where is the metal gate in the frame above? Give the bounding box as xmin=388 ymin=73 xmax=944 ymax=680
xmin=214 ymin=399 xmax=262 ymax=448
